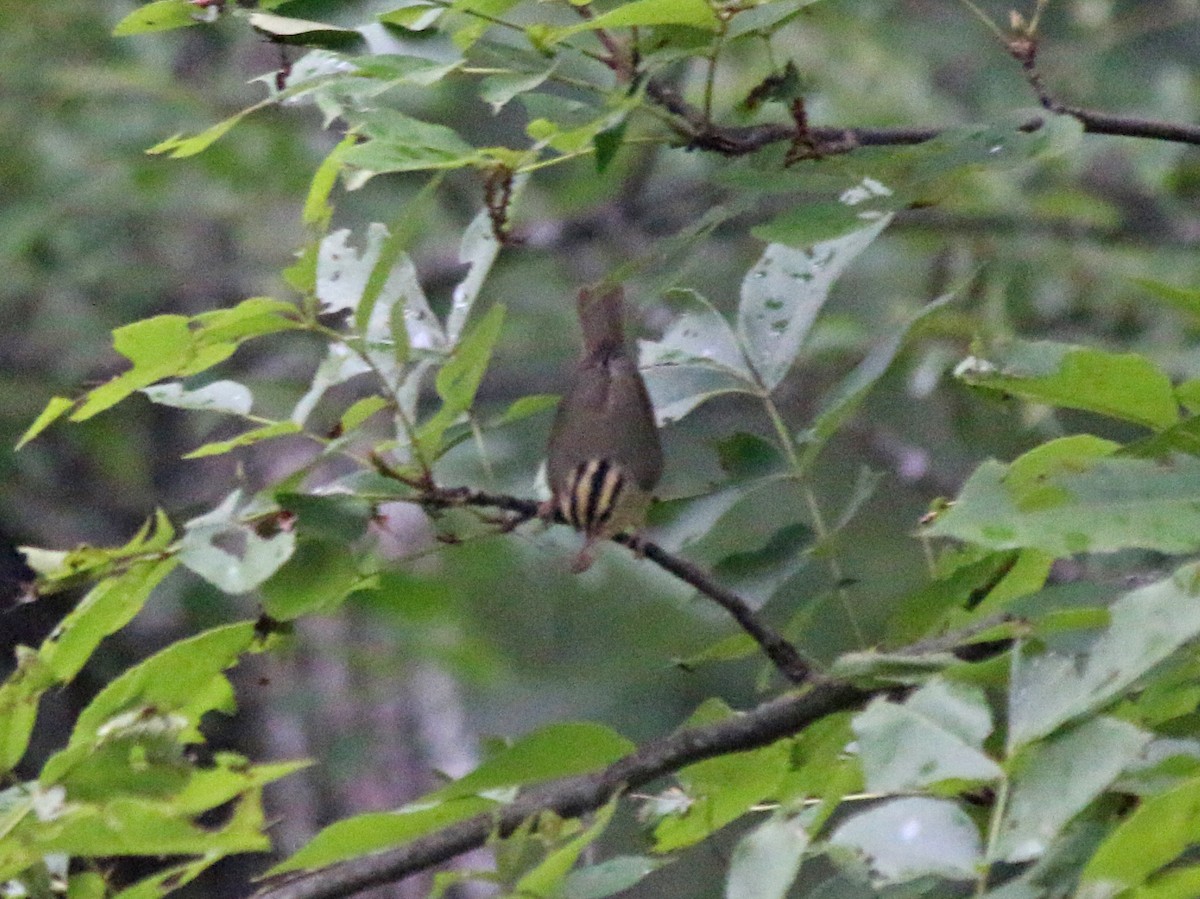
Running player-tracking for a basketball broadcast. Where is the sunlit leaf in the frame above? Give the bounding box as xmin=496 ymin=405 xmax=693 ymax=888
xmin=113 ymin=0 xmax=199 ymax=36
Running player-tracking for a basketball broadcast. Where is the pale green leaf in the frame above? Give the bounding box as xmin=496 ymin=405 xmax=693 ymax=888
xmin=563 ymin=856 xmax=666 ymax=899
xmin=1008 ymin=563 xmax=1200 ymax=747
xmin=995 ymin=717 xmax=1150 ymax=862
xmin=925 ymin=445 xmax=1200 ymax=556
xmin=829 ymin=797 xmax=981 ymax=883
xmin=516 ymin=799 xmax=617 ymax=897
xmin=178 ymin=491 xmax=296 ymax=594
xmin=738 ymin=216 xmax=893 ymax=390
xmin=853 ymin=679 xmax=1002 ymax=792
xmin=248 ymin=12 xmax=365 ymax=49
xmin=141 ymin=380 xmax=253 ymax=416
xmin=725 ymin=814 xmax=808 ymax=899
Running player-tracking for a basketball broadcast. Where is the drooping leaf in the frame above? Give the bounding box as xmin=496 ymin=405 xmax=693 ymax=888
xmin=15 ymin=396 xmax=75 ymax=448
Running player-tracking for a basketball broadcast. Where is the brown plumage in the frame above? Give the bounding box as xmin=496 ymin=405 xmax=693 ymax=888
xmin=545 ymin=285 xmax=663 ymax=571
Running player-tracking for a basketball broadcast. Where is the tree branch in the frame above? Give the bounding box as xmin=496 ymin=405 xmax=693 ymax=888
xmin=413 ymin=483 xmax=815 ymax=684
xmin=252 ymin=679 xmax=871 ymax=899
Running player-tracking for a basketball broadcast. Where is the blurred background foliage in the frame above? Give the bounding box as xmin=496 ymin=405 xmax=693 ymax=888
xmin=5 ymin=0 xmax=1200 ymax=896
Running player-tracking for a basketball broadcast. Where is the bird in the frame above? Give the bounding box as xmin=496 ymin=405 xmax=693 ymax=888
xmin=544 ymin=284 xmax=664 ymax=572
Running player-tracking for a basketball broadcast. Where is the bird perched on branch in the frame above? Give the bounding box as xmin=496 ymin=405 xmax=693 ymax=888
xmin=544 ymin=285 xmax=663 ymax=572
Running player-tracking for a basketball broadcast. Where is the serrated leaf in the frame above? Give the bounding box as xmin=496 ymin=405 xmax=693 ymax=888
xmin=738 ymin=216 xmax=893 ymax=390
xmin=956 ymin=341 xmax=1179 ymax=430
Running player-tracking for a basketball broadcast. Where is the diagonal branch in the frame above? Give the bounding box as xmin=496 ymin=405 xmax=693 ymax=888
xmin=413 ymin=483 xmax=815 ymax=684
xmin=251 ymin=679 xmax=871 ymax=899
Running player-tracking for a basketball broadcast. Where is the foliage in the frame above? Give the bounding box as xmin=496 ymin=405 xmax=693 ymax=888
xmin=7 ymin=0 xmax=1200 ymax=897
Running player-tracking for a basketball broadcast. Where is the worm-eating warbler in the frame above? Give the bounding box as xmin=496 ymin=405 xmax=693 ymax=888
xmin=545 ymin=285 xmax=663 ymax=571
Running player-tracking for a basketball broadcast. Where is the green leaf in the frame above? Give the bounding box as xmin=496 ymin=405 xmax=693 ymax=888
xmin=725 ymin=814 xmax=808 ymax=899
xmin=492 ymin=394 xmax=558 ymax=427
xmin=59 ymin=621 xmax=258 ymax=751
xmin=418 ymin=304 xmax=505 ymax=457
xmin=995 ymin=717 xmax=1150 ymax=862
xmin=829 ymin=797 xmax=982 ymax=883
xmin=304 ymin=133 xmax=355 ymax=227
xmin=515 ymin=799 xmax=618 ymax=897
xmin=112 ymin=0 xmax=198 ymax=36
xmin=805 ymin=292 xmax=954 ymax=451
xmin=16 ymin=396 xmax=75 ymax=449
xmin=430 ymin=721 xmax=634 ymax=802
xmin=342 ymin=109 xmax=479 ymax=174
xmin=563 ymin=855 xmax=666 ymax=899
xmin=178 ymin=491 xmax=296 ymax=594
xmin=853 ymin=679 xmax=1002 ymax=792
xmin=379 ymin=4 xmax=444 ymax=31
xmin=39 ymin=557 xmax=178 ymax=683
xmin=1134 ymin=277 xmax=1200 ymax=322
xmin=248 ymin=12 xmax=365 ymax=50
xmin=956 ymin=341 xmax=1179 ymax=430
xmin=925 ymin=442 xmax=1200 ymax=556
xmin=480 ymin=67 xmax=555 ymax=115
xmin=0 ymin=653 xmax=56 ymax=772
xmin=147 ymin=107 xmax=256 ymax=158
xmin=738 ymin=216 xmax=893 ymax=390
xmin=339 ymin=395 xmax=390 ymax=432
xmin=654 ymin=740 xmax=790 ymax=851
xmin=270 ymin=797 xmax=496 ymax=874
xmin=32 ymin=792 xmax=269 ymax=857
xmin=559 ymin=0 xmax=719 ymax=34
xmin=183 ymin=420 xmax=302 ymax=459
xmin=1008 ymin=563 xmax=1200 ymax=747
xmin=1080 ymin=776 xmax=1200 ymax=893
xmin=260 ymin=539 xmax=367 ymax=619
